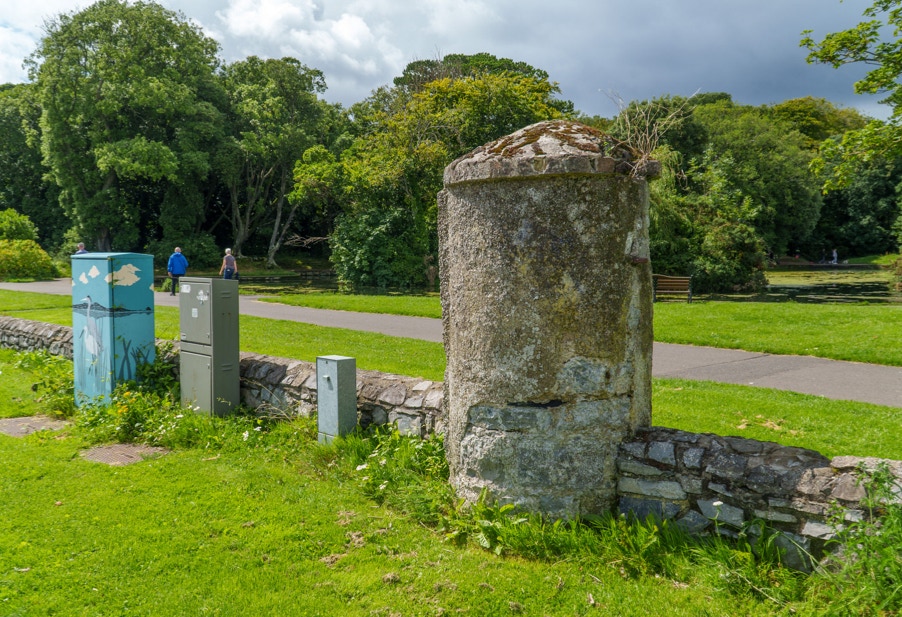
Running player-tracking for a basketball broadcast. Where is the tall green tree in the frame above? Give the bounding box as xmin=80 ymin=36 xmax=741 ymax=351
xmin=218 ymin=56 xmax=334 ymax=265
xmin=769 ymin=96 xmax=868 ymax=149
xmin=692 ymin=100 xmax=822 ymax=257
xmin=392 ymin=52 xmax=574 ymax=115
xmin=333 ymin=69 xmax=569 ymax=288
xmin=805 ymin=156 xmax=902 ymax=257
xmin=802 ymin=1 xmax=902 ymax=188
xmin=0 ymin=84 xmax=64 ymax=248
xmin=29 ymin=0 xmax=224 ymax=251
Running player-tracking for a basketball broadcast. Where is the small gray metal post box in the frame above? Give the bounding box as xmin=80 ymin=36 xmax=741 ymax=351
xmin=316 ymin=355 xmax=357 ymax=443
xmin=179 ymin=277 xmax=240 ymax=416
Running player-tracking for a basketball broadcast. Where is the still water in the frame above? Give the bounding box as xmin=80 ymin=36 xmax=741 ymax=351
xmin=758 ymin=269 xmax=899 ymax=304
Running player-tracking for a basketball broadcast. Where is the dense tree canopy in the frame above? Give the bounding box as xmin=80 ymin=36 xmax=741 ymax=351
xmin=29 ymin=0 xmax=224 ymax=251
xmin=802 ymin=1 xmax=902 ymax=187
xmin=331 ymin=68 xmax=568 ymax=288
xmin=0 ymin=0 xmax=896 ymax=289
xmin=0 ymin=84 xmax=63 ymax=247
xmin=218 ymin=56 xmax=334 ymax=264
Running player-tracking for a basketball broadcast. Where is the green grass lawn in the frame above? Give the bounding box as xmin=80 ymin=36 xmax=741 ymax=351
xmin=653 ymin=378 xmax=902 ymax=460
xmin=0 ymin=346 xmax=789 ymax=616
xmin=5 ymin=288 xmax=901 ymax=372
xmin=3 ymin=345 xmax=900 ymax=615
xmin=4 ymin=272 xmax=902 ymax=616
xmin=653 ymin=301 xmax=902 ymax=366
xmin=260 ymin=292 xmax=442 ymax=319
xmin=0 ymin=432 xmax=784 ymax=616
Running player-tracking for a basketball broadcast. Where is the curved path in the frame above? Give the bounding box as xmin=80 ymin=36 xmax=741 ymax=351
xmin=2 ymin=279 xmax=901 ymax=408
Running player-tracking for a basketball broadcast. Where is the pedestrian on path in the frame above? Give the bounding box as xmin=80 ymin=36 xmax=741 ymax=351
xmin=167 ymin=247 xmax=188 ymax=295
xmin=219 ymin=248 xmax=238 ymax=280
xmin=75 ymin=243 xmax=88 ymax=254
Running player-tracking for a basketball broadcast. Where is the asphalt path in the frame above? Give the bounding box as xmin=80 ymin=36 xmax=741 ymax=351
xmin=2 ymin=278 xmax=901 ymax=408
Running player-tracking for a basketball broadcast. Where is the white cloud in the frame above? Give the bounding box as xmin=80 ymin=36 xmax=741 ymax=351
xmin=0 ymin=27 xmax=34 ymax=83
xmin=419 ymin=0 xmax=499 ymax=38
xmin=216 ymin=0 xmax=314 ymax=38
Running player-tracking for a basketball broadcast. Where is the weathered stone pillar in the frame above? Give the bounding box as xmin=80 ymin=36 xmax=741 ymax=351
xmin=438 ymin=120 xmax=659 ymax=519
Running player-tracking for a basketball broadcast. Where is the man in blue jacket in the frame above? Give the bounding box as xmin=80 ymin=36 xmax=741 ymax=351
xmin=166 ymin=247 xmax=188 ymax=295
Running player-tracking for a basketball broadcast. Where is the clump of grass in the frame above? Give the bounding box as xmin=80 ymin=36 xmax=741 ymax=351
xmin=801 ymin=463 xmax=902 ymax=615
xmin=331 ymin=426 xmax=806 ymax=606
xmin=14 ymin=350 xmax=76 ymax=418
xmin=335 ymin=426 xmax=454 ymax=525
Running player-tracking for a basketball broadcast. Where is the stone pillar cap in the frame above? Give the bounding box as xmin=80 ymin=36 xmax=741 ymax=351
xmin=443 ymin=120 xmax=660 ymax=186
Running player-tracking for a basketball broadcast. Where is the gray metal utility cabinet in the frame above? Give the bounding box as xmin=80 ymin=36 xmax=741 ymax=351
xmin=316 ymin=355 xmax=357 ymax=443
xmin=179 ymin=277 xmax=240 ymax=416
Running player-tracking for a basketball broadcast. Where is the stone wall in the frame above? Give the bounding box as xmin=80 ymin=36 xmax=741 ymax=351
xmin=617 ymin=427 xmax=902 ymax=567
xmin=3 ymin=314 xmax=901 ymax=564
xmin=238 ymin=352 xmax=444 ymax=436
xmin=0 ymin=316 xmax=72 ymax=358
xmin=0 ymin=316 xmax=444 ymax=436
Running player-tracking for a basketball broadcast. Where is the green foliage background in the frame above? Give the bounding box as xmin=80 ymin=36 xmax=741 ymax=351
xmin=0 ymin=0 xmax=900 ymax=289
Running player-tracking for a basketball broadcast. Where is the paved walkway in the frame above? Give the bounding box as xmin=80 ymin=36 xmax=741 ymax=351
xmin=2 ymin=279 xmax=901 ymax=408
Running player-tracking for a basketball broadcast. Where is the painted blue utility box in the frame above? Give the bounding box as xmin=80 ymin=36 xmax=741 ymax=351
xmin=71 ymin=252 xmax=155 ymax=405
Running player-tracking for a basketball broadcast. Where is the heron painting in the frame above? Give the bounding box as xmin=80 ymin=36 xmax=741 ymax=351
xmin=71 ymin=253 xmax=156 ymax=405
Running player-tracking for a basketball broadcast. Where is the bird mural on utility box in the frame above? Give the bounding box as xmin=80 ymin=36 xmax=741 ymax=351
xmin=78 ymin=295 xmax=105 ymax=389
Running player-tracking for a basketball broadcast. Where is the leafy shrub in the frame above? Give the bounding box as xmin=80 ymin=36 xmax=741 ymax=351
xmin=145 ymin=232 xmax=222 ymax=270
xmin=804 ymin=463 xmax=902 ymax=615
xmin=691 ymin=220 xmax=768 ymax=293
xmin=329 ymin=209 xmax=429 ymax=289
xmin=0 ymin=239 xmax=59 ymax=280
xmin=0 ymin=209 xmax=39 ymax=241
xmin=14 ymin=350 xmax=76 ymax=418
xmin=341 ymin=425 xmax=453 ymax=524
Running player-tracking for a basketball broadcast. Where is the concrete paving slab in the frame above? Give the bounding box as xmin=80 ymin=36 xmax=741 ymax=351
xmin=80 ymin=443 xmax=168 ymax=466
xmin=0 ymin=415 xmax=69 ymax=437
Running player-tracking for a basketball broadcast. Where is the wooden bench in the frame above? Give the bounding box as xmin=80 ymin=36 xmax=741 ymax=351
xmin=652 ymin=274 xmax=692 ymax=302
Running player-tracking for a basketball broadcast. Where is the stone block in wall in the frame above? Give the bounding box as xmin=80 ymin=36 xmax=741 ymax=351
xmin=618 ymin=496 xmax=682 ymax=521
xmin=618 ymin=459 xmax=665 ymax=477
xmin=620 ymin=442 xmax=646 ymax=459
xmin=753 ymin=509 xmax=799 ymax=524
xmin=648 ymin=441 xmax=676 ymax=466
xmin=795 ymin=467 xmax=835 ymax=497
xmin=676 ymin=510 xmax=710 ymax=534
xmin=772 ymin=532 xmax=813 ymax=572
xmin=379 ymin=384 xmax=408 ymax=407
xmin=679 ymin=476 xmax=704 ymax=495
xmin=619 ymin=477 xmax=687 ymax=501
xmin=830 ymin=472 xmax=867 ymax=502
xmin=403 ymin=395 xmax=425 ymax=409
xmin=698 ymin=499 xmax=745 ymax=527
xmin=389 ymin=409 xmax=423 ymax=437
xmin=800 ymin=520 xmax=835 ymax=541
xmin=705 ymin=451 xmax=747 ymax=481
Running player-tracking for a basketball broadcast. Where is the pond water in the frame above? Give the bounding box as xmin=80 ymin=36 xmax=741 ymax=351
xmin=719 ymin=268 xmax=902 ymax=304
xmin=762 ymin=281 xmax=899 ymax=303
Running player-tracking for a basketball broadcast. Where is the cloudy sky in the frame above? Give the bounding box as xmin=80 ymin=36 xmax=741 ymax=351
xmin=0 ymin=0 xmax=891 ymax=119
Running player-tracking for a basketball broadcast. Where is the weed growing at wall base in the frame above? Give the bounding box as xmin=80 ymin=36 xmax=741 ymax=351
xmin=14 ymin=350 xmax=75 ymax=417
xmin=333 ymin=426 xmax=807 ymax=606
xmin=802 ymin=463 xmax=902 ymax=615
